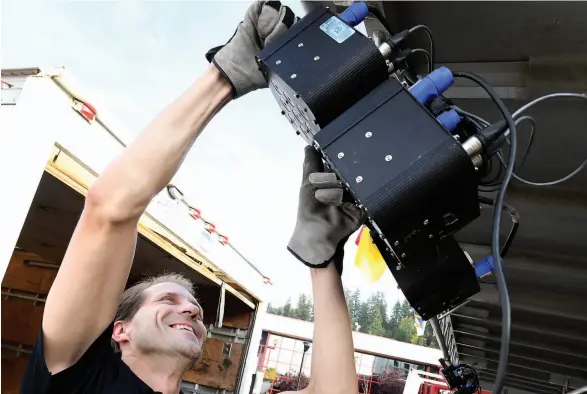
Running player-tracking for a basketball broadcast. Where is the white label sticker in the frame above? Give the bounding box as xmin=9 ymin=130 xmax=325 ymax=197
xmin=320 ymin=16 xmax=355 ymax=43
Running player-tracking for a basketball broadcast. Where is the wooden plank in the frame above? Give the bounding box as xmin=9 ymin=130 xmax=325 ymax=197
xmin=1 ymin=354 xmax=30 ymax=394
xmin=183 ymin=339 xmax=244 ymax=391
xmin=223 ymin=311 xmax=252 ymax=330
xmin=2 ymin=251 xmax=58 ymax=295
xmin=1 ymin=298 xmax=43 ymax=346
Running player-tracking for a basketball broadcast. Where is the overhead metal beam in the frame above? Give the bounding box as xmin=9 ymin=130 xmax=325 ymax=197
xmin=452 ymin=314 xmax=587 ymax=355
xmin=458 ymin=338 xmax=587 ymax=373
xmin=454 ymin=328 xmax=587 ymax=361
xmin=456 ymin=187 xmax=587 ymax=259
xmin=458 ymin=344 xmax=587 ymax=378
xmin=467 ymin=283 xmax=587 ymax=322
xmin=459 ymin=348 xmax=587 ymax=379
xmin=477 ymin=371 xmax=562 ymax=394
xmin=477 ymin=369 xmax=570 ymax=391
xmin=460 ymin=350 xmax=587 ymax=381
xmin=465 ymin=356 xmax=587 ymax=391
xmin=436 ymin=60 xmax=587 ymax=99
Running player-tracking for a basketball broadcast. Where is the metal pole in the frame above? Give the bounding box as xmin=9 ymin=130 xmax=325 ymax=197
xmin=430 ymin=317 xmax=450 ymax=361
xmin=297 ymin=341 xmax=311 ymax=390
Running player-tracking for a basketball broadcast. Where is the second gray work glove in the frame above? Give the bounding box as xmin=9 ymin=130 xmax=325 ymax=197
xmin=205 ymin=1 xmax=297 ymax=99
xmin=288 ymin=146 xmax=366 ymax=272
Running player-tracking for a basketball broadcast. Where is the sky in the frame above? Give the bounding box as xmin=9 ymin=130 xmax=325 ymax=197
xmin=1 ymin=0 xmax=405 ymax=307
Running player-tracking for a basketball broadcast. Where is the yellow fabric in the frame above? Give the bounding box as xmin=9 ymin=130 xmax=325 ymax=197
xmin=354 ymin=226 xmax=387 ymax=282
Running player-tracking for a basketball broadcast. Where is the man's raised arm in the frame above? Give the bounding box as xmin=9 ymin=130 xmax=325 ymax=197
xmin=286 ymin=146 xmax=366 ymax=394
xmin=41 ymin=1 xmax=296 ymax=374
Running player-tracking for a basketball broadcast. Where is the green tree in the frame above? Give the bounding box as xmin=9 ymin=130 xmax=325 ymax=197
xmin=411 ymin=335 xmax=428 ymax=346
xmin=267 ymin=303 xmax=281 ymax=315
xmin=423 ymin=323 xmax=440 ymax=349
xmin=356 ymin=299 xmax=371 ymax=333
xmin=294 ymin=294 xmax=313 ymax=322
xmin=282 ymin=297 xmax=293 ymax=318
xmin=367 ymin=307 xmax=386 ymax=336
xmin=364 ymin=293 xmax=387 ymax=336
xmin=265 ymin=293 xmax=441 ymax=350
xmin=348 ymin=289 xmax=362 ymax=330
xmin=387 ymin=301 xmax=403 ymax=338
xmin=373 ymin=292 xmax=389 ymax=333
xmin=400 ymin=299 xmax=412 ymax=318
xmin=396 ymin=317 xmax=417 ymax=342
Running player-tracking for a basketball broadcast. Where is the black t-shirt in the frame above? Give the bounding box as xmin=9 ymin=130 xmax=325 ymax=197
xmin=20 ymin=324 xmax=164 ymax=394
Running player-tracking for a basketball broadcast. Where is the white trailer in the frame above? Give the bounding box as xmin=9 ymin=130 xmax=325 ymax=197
xmin=0 ymin=66 xmax=272 ymax=394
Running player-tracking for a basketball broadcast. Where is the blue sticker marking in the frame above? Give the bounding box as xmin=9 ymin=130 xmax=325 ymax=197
xmin=320 ymin=16 xmax=355 ymax=44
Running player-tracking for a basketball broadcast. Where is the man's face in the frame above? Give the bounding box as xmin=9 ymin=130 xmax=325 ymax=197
xmin=125 ymin=282 xmax=207 ymax=361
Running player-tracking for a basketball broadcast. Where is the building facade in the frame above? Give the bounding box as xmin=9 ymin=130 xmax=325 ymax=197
xmin=254 ymin=314 xmax=443 ymax=394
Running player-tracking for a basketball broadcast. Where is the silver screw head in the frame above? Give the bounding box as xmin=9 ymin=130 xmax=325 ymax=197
xmin=356 ymin=176 xmax=363 ymax=183
xmin=338 ymin=152 xmax=344 ymax=159
xmin=385 ymin=155 xmax=392 ymax=161
xmin=365 ymin=131 xmax=372 ymax=138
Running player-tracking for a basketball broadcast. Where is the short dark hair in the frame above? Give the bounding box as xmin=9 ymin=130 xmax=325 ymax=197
xmin=111 ymin=273 xmax=195 ymax=352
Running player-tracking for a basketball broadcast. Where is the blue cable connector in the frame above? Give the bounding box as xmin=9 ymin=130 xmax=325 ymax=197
xmin=338 ymin=2 xmax=369 ymax=27
xmin=474 ymin=255 xmax=502 ymax=279
xmin=437 ymin=109 xmax=461 ymax=132
xmin=409 ymin=66 xmax=454 ymax=105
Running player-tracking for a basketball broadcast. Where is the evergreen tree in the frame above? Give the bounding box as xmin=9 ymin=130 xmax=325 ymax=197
xmin=373 ymin=292 xmax=389 ymax=333
xmin=349 ymin=289 xmax=361 ymax=330
xmin=264 ymin=291 xmax=441 ymax=350
xmin=356 ymin=299 xmax=371 ymax=333
xmin=400 ymin=299 xmax=413 ymax=317
xmin=423 ymin=323 xmax=439 ymax=349
xmin=282 ymin=297 xmax=293 ymax=317
xmin=295 ymin=294 xmax=313 ymax=321
xmin=396 ymin=317 xmax=417 ymax=342
xmin=367 ymin=306 xmax=386 ymax=336
xmin=388 ymin=301 xmax=403 ymax=338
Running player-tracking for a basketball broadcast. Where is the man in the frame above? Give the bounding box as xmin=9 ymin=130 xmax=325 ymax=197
xmin=21 ymin=2 xmax=364 ymax=394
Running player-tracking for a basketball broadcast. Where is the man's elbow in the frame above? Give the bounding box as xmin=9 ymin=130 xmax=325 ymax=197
xmin=85 ymin=184 xmax=145 ymax=225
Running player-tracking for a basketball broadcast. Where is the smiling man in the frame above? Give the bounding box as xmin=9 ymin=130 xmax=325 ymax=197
xmin=20 ymin=2 xmax=361 ymax=394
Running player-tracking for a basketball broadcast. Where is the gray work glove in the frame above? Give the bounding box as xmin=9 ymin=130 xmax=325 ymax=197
xmin=288 ymin=146 xmax=366 ymax=273
xmin=205 ymin=1 xmax=297 ymax=99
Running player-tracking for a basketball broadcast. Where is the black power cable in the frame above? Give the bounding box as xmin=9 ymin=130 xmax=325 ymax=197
xmin=454 ymin=110 xmax=536 ymax=191
xmin=478 ymin=197 xmax=520 ymax=258
xmin=509 ymin=116 xmax=536 ymax=175
xmin=408 ymin=24 xmax=435 ymax=69
xmin=410 ymin=48 xmax=432 ymax=74
xmin=453 ymin=71 xmax=516 ymax=394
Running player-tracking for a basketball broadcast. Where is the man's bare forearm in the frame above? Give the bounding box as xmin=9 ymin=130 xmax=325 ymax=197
xmin=306 ymin=264 xmax=357 ymax=394
xmin=88 ymin=65 xmax=232 ymax=221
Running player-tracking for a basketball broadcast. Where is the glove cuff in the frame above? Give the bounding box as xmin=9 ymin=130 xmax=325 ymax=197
xmin=286 ymin=245 xmax=344 ymax=276
xmin=287 ymin=246 xmax=331 ymax=269
xmin=211 ymin=58 xmax=237 ymax=99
